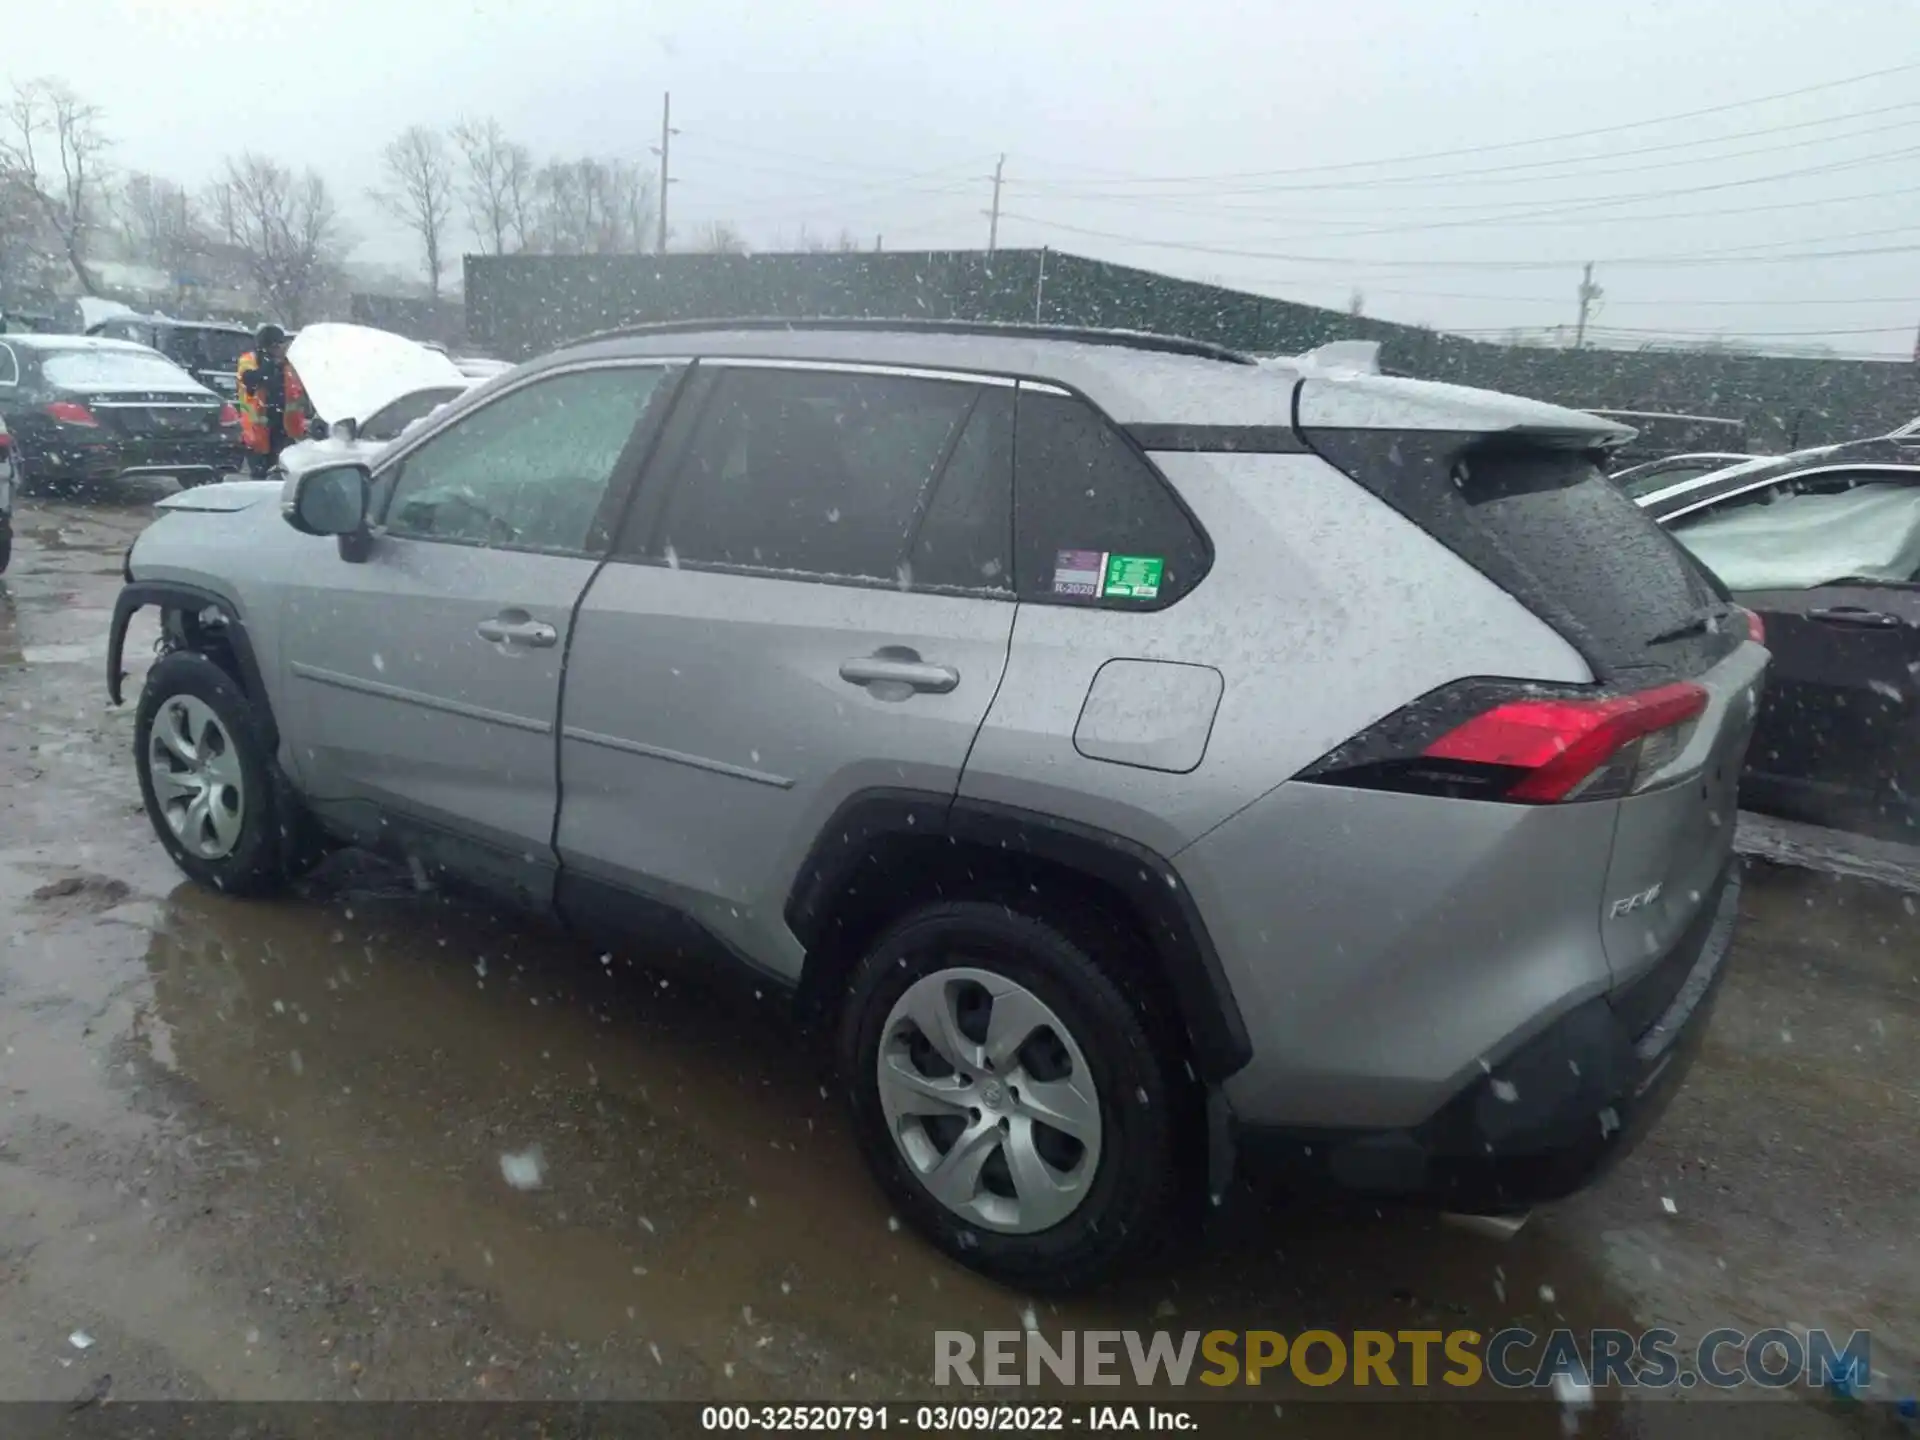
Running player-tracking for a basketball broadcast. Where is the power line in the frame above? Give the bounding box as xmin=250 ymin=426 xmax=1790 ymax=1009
xmin=1013 ymin=105 xmax=1920 ymax=198
xmin=1011 ymin=60 xmax=1920 ymax=186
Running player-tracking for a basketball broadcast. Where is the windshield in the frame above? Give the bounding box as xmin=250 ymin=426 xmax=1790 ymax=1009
xmin=40 ymin=348 xmax=202 ymax=391
xmin=1669 ymin=480 xmax=1920 ymax=589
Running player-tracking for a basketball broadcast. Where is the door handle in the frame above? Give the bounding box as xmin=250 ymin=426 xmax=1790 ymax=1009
xmin=1809 ymin=606 xmax=1900 ymax=628
xmin=839 ymin=654 xmax=960 ymax=694
xmin=477 ymin=612 xmax=559 ymax=648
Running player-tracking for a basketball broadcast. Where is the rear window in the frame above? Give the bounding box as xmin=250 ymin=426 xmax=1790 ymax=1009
xmin=1306 ymin=429 xmax=1727 ymax=680
xmin=42 ymin=348 xmax=200 ymax=391
xmin=175 ymin=328 xmax=249 ymax=372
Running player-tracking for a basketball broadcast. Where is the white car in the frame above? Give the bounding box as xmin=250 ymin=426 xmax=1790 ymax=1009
xmin=278 ymin=323 xmax=479 ymax=471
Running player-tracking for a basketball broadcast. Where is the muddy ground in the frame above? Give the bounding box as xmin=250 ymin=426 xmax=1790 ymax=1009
xmin=1 ymin=485 xmax=1916 ymax=1437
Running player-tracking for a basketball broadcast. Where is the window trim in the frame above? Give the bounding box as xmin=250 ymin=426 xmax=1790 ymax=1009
xmin=611 ymin=359 xmax=1018 ymax=598
xmin=1662 ymin=463 xmax=1920 ymax=527
xmin=0 ymin=343 xmax=16 ymax=387
xmin=373 ymin=357 xmax=687 ymax=560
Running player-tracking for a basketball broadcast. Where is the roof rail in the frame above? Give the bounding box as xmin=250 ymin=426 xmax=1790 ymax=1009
xmin=559 ymin=315 xmax=1256 ymax=366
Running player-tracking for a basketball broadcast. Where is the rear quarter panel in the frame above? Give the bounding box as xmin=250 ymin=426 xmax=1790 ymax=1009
xmin=958 ymin=450 xmax=1595 ymax=853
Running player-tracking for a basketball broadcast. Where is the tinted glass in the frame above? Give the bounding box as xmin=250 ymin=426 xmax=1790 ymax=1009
xmin=181 ymin=328 xmax=250 ymax=372
xmin=1617 ymin=462 xmax=1725 ymax=499
xmin=908 ymin=387 xmax=1013 ymax=592
xmin=1013 ymin=387 xmax=1208 ymax=605
xmin=42 ymin=348 xmax=201 ymax=391
xmin=383 ymin=365 xmax=665 ymax=554
xmin=655 ymin=367 xmax=976 ymax=581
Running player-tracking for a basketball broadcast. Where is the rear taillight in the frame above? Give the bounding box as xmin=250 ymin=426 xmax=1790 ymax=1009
xmin=0 ymin=432 xmax=11 ymax=451
xmin=1303 ymin=679 xmax=1709 ymax=805
xmin=45 ymin=400 xmax=99 ymax=427
xmin=218 ymin=402 xmax=240 ymax=428
xmin=1736 ymin=605 xmax=1765 ymax=645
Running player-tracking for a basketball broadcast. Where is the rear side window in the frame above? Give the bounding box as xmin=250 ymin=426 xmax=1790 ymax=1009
xmin=652 ymin=367 xmax=980 ymax=582
xmin=1013 ymin=388 xmax=1209 ymax=607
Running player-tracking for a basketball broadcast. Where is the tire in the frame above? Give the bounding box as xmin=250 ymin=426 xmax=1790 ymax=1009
xmin=134 ymin=650 xmax=319 ymax=896
xmin=0 ymin=517 xmax=10 ymax=575
xmin=840 ymin=900 xmax=1182 ymax=1291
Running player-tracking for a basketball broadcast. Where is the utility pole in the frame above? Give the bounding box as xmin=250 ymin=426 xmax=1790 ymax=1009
xmin=985 ymin=153 xmax=1005 ymax=256
xmin=653 ymin=93 xmax=677 ymax=253
xmin=1574 ymin=262 xmax=1602 ymax=349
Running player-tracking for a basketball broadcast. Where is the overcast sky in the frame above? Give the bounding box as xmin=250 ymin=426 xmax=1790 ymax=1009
xmin=7 ymin=0 xmax=1920 ymax=355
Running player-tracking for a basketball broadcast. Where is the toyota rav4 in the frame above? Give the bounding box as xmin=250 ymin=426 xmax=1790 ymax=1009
xmin=107 ymin=320 xmax=1765 ymax=1289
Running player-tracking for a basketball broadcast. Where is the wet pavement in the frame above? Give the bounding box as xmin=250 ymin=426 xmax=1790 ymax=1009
xmin=0 ymin=486 xmax=1915 ymax=1435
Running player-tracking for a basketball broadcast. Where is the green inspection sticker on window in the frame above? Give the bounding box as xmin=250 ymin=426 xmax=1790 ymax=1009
xmin=1102 ymin=553 xmax=1164 ymax=599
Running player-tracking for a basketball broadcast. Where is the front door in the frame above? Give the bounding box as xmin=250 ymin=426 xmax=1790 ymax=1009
xmin=556 ymin=362 xmax=1019 ymax=975
xmin=1738 ymin=581 xmax=1920 ymax=839
xmin=276 ymin=361 xmax=677 ymax=905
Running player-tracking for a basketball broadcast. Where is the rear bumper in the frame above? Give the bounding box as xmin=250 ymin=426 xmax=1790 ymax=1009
xmin=30 ymin=438 xmax=242 ymax=482
xmin=1233 ymin=862 xmax=1741 ymax=1211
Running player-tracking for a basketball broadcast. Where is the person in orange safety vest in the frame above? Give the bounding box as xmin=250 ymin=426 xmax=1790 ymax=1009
xmin=234 ymin=323 xmax=316 ymax=477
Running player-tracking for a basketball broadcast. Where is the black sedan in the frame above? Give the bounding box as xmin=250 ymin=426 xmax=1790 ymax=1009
xmin=1642 ymin=433 xmax=1920 ymax=843
xmin=0 ymin=334 xmax=242 ymax=493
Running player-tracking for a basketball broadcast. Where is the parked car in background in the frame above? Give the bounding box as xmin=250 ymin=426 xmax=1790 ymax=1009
xmin=1587 ymin=409 xmax=1748 ymax=468
xmin=86 ymin=316 xmax=254 ymax=398
xmin=422 ymin=340 xmax=515 ymax=381
xmin=110 ymin=319 xmax=1763 ymax=1288
xmin=1641 ymin=435 xmax=1920 ymax=843
xmin=0 ymin=412 xmax=14 ymax=573
xmin=0 ymin=334 xmax=240 ymax=494
xmin=1611 ymin=451 xmax=1760 ymax=500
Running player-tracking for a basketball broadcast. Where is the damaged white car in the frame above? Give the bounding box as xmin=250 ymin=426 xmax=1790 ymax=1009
xmin=277 ymin=323 xmax=480 ymax=471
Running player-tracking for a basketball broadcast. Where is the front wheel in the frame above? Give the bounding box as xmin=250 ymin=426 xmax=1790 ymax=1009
xmin=134 ymin=651 xmax=317 ymax=895
xmin=839 ymin=901 xmax=1182 ymax=1290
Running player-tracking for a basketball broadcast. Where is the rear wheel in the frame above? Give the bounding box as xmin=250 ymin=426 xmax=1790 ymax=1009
xmin=840 ymin=901 xmax=1181 ymax=1290
xmin=0 ymin=515 xmax=11 ymax=574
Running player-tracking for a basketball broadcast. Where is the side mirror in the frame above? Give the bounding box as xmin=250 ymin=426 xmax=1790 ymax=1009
xmin=282 ymin=460 xmax=370 ymax=541
xmin=333 ymin=415 xmax=358 ymax=443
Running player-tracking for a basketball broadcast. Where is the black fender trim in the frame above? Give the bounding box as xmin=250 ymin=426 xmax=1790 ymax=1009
xmin=785 ymin=789 xmax=1253 ymax=1081
xmin=108 ymin=583 xmax=274 ymax=745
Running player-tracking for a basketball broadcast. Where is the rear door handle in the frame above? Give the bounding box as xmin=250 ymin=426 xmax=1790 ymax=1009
xmin=839 ymin=655 xmax=960 ymax=694
xmin=477 ymin=612 xmax=559 ymax=648
xmin=1809 ymin=606 xmax=1901 ymax=628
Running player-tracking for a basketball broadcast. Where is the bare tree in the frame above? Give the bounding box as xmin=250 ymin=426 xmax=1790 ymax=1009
xmin=1347 ymin=290 xmax=1365 ymax=317
xmin=452 ymin=117 xmax=535 ymax=255
xmin=116 ymin=171 xmax=208 ymax=294
xmin=208 ymin=154 xmax=343 ymax=325
xmin=371 ymin=125 xmax=455 ymax=297
xmin=603 ymin=158 xmax=655 ymax=253
xmin=684 ymin=219 xmax=748 ymax=255
xmin=0 ymin=79 xmax=111 ymax=295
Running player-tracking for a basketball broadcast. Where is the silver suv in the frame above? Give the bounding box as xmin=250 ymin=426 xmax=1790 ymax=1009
xmin=108 ymin=321 xmax=1765 ymax=1289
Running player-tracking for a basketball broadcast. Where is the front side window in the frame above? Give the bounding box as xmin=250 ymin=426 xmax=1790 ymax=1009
xmin=382 ymin=365 xmax=667 ymax=554
xmin=1668 ymin=473 xmax=1920 ymax=590
xmin=1013 ymin=387 xmax=1209 ymax=607
xmin=652 ymin=367 xmax=981 ymax=582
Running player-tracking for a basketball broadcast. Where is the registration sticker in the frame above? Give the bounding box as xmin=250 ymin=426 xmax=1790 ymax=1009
xmin=1102 ymin=553 xmax=1164 ymax=599
xmin=1052 ymin=549 xmax=1105 ymax=598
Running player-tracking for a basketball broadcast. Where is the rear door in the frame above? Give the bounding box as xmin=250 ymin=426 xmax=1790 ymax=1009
xmin=1664 ymin=466 xmax=1920 ymax=838
xmin=556 ymin=360 xmax=1018 ymax=975
xmin=276 ymin=360 xmax=677 ymax=906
